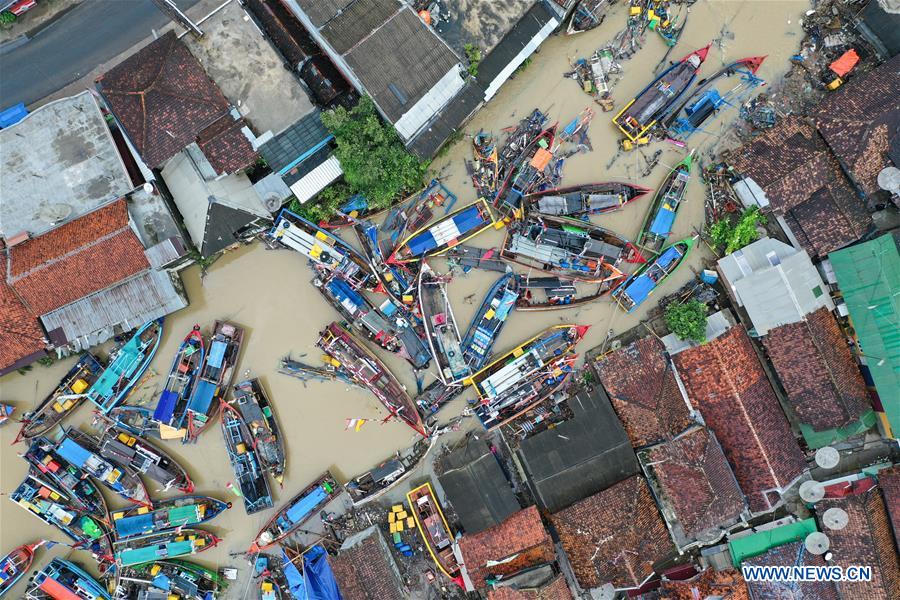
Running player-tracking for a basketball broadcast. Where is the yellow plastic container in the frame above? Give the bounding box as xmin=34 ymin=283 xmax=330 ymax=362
xmin=71 ymin=379 xmax=89 ymax=394
xmin=236 ymin=443 xmax=247 ymax=454
xmin=314 ymin=231 xmax=329 ymax=242
xmin=630 ymin=6 xmax=641 ymax=15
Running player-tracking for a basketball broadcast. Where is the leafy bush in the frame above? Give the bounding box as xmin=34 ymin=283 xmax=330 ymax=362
xmin=464 ymin=44 xmax=482 ymax=77
xmin=288 ymin=184 xmax=352 ymax=223
xmin=0 ymin=11 xmax=16 ymax=25
xmin=665 ymin=299 xmax=708 ymax=344
xmin=708 ymin=206 xmax=768 ymax=254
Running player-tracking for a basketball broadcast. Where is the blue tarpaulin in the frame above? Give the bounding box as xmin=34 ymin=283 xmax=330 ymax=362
xmin=207 ymin=341 xmax=227 ymax=369
xmin=57 ymin=438 xmax=91 ymax=468
xmin=281 ymin=546 xmax=343 ymax=600
xmin=649 ymin=205 xmax=676 ymax=237
xmin=453 ymin=205 xmax=486 ymax=233
xmin=328 ymin=278 xmax=364 ymax=310
xmin=114 ymin=513 xmax=153 ymax=537
xmin=406 ymin=231 xmax=437 ymax=256
xmin=340 ymin=195 xmax=367 ymax=214
xmin=154 ymin=389 xmax=179 ymax=423
xmin=284 ymin=487 xmax=328 ymax=525
xmin=187 ymin=380 xmax=216 ymax=416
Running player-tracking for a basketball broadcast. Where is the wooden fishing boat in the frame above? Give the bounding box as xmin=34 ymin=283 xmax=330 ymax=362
xmin=567 ymin=0 xmax=611 ymax=34
xmin=114 ymin=529 xmax=220 ymax=568
xmin=501 ymin=214 xmax=631 ymax=286
xmin=354 ymin=220 xmax=418 ymax=306
xmin=270 ymin=209 xmax=376 ymax=291
xmin=96 ymin=422 xmax=194 ymax=492
xmin=612 ymin=238 xmax=694 ymax=312
xmin=344 ymin=436 xmax=435 ymax=506
xmin=526 ymin=182 xmax=652 ymax=217
xmin=106 ymin=406 xmax=163 ymax=438
xmin=233 ymin=378 xmax=286 ymax=486
xmin=0 ymin=542 xmax=39 ymax=597
xmin=27 ymin=558 xmax=111 ymax=600
xmin=636 ymin=152 xmax=693 ymax=254
xmin=390 ymin=198 xmax=496 ymax=264
xmin=472 ymin=132 xmax=499 ymax=198
xmin=151 ymin=325 xmax=205 ymax=437
xmin=248 ymin=472 xmax=340 ymax=553
xmin=613 ymin=44 xmax=711 ymax=142
xmin=317 ymin=322 xmax=427 ymax=437
xmin=497 ymin=109 xmax=548 ymax=179
xmin=259 ymin=573 xmax=283 ymax=600
xmin=114 ymin=559 xmax=225 ymax=600
xmin=11 ymin=472 xmax=113 ymax=564
xmin=494 ymin=125 xmax=557 ymax=215
xmin=221 ymin=400 xmax=273 ymax=515
xmin=87 ymin=318 xmax=163 ymax=414
xmin=318 ymin=194 xmax=369 ymax=230
xmin=418 ymin=263 xmax=469 ymax=386
xmin=24 ymin=436 xmax=110 ymax=517
xmin=111 ymin=495 xmax=229 ymax=539
xmin=465 ymin=325 xmax=588 ymax=430
xmin=384 ymin=180 xmax=458 ymax=254
xmin=515 ymin=275 xmax=605 ymax=311
xmin=461 ymin=272 xmax=519 ymax=372
xmin=182 ymin=320 xmax=244 ymax=443
xmin=16 ymin=353 xmax=104 ymax=442
xmin=406 ymin=483 xmax=463 ymax=587
xmin=58 ymin=428 xmax=151 ymax=506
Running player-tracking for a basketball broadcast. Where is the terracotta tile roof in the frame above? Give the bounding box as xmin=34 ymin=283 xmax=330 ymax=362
xmin=744 ymin=541 xmax=839 ymax=599
xmin=458 ymin=506 xmax=555 ymax=590
xmin=764 ymin=307 xmax=871 ymax=432
xmin=815 ymin=54 xmax=900 ymax=196
xmin=6 ymin=200 xmax=149 ymax=315
xmin=0 ymin=243 xmax=46 ymax=373
xmin=488 ymin=574 xmax=573 ymax=600
xmin=657 ymin=568 xmax=749 ymax=600
xmin=197 ymin=113 xmax=258 ymax=175
xmin=644 ymin=427 xmax=745 ymax=544
xmin=818 ymin=488 xmax=900 ymax=600
xmin=97 ymin=31 xmax=232 ymax=169
xmin=672 ymin=325 xmax=806 ymax=513
xmin=551 ymin=475 xmax=673 ymax=590
xmin=879 ymin=466 xmax=900 ymax=548
xmin=329 ymin=530 xmax=405 ymax=600
xmin=594 ymin=336 xmax=693 ymax=447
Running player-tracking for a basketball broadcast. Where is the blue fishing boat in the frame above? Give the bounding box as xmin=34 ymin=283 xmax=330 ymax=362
xmin=249 ymin=472 xmax=339 ymax=552
xmin=114 ymin=529 xmax=219 ymax=568
xmin=636 ymin=153 xmax=694 ymax=254
xmin=182 ymin=320 xmax=244 ymax=443
xmin=111 ymin=495 xmax=229 ymax=539
xmin=384 ymin=180 xmax=458 ymax=252
xmin=221 ymin=400 xmax=273 ymax=515
xmin=27 ymin=558 xmax=111 ymax=600
xmin=87 ymin=319 xmax=163 ymax=413
xmin=461 ymin=272 xmax=519 ymax=371
xmin=152 ymin=325 xmax=205 ymax=437
xmin=390 ymin=198 xmax=497 ymax=263
xmin=58 ymin=428 xmax=150 ymax=506
xmin=612 ymin=238 xmax=694 ymax=312
xmin=24 ymin=437 xmax=108 ymax=517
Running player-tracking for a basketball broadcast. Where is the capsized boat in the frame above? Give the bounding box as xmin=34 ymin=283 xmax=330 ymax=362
xmin=270 ymin=209 xmax=375 ymax=291
xmin=24 ymin=436 xmax=109 ymax=517
xmin=221 ymin=400 xmax=273 ymax=515
xmin=613 ymin=44 xmax=711 ymax=141
xmin=248 ymin=472 xmax=339 ymax=552
xmin=344 ymin=436 xmax=435 ymax=506
xmin=96 ymin=422 xmax=194 ymax=493
xmin=111 ymin=495 xmax=229 ymax=539
xmin=233 ymin=378 xmax=286 ymax=486
xmin=182 ymin=320 xmax=244 ymax=443
xmin=465 ymin=325 xmax=587 ymax=430
xmin=277 ymin=356 xmax=360 ymax=389
xmin=87 ymin=318 xmax=163 ymax=413
xmin=461 ymin=272 xmax=519 ymax=372
xmin=516 ymin=275 xmax=605 ymax=311
xmin=114 ymin=529 xmax=220 ymax=567
xmin=406 ymin=483 xmax=463 ymax=587
xmin=0 ymin=542 xmax=39 ymax=597
xmin=58 ymin=428 xmax=150 ymax=506
xmin=317 ymin=322 xmax=427 ymax=437
xmin=526 ymin=182 xmax=652 ymax=217
xmin=636 ymin=152 xmax=693 ymax=254
xmin=567 ymin=0 xmax=611 ymax=34
xmin=16 ymin=353 xmax=104 ymax=442
xmin=501 ymin=214 xmax=631 ymax=285
xmin=472 ymin=132 xmax=499 ymax=198
xmin=494 ymin=125 xmax=557 ymax=215
xmin=113 ymin=559 xmax=226 ymax=600
xmin=419 ymin=263 xmax=469 ymax=386
xmin=612 ymin=238 xmax=694 ymax=312
xmin=11 ymin=472 xmax=113 ymax=564
xmin=151 ymin=325 xmax=205 ymax=436
xmin=27 ymin=558 xmax=111 ymax=600
xmin=389 ymin=198 xmax=497 ymax=264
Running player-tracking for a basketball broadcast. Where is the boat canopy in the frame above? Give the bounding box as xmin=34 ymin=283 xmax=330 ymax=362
xmin=281 ymin=486 xmax=328 ymax=527
xmin=154 ymin=390 xmax=179 ymax=423
xmin=281 ymin=546 xmax=342 ymax=600
xmin=406 ymin=205 xmax=488 ymax=257
xmin=56 ymin=438 xmax=91 ymax=468
xmin=649 ymin=202 xmax=677 ymax=237
xmin=187 ymin=380 xmax=216 ymax=417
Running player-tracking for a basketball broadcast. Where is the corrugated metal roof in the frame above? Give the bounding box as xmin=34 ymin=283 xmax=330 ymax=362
xmin=393 ymin=66 xmax=466 ymax=140
xmin=145 ymin=238 xmax=187 ymax=269
xmin=289 ymin=155 xmax=343 ymax=203
xmin=259 ymin=110 xmax=331 ymax=174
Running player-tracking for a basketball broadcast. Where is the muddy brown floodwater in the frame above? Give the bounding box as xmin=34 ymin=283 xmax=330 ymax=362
xmin=0 ymin=2 xmax=809 ymax=597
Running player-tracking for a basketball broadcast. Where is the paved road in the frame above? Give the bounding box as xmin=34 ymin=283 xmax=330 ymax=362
xmin=0 ymin=0 xmax=200 ymax=108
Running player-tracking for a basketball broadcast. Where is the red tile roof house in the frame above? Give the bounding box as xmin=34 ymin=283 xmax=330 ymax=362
xmin=328 ymin=525 xmax=406 ymax=600
xmin=551 ymin=475 xmax=674 ymax=593
xmin=741 ymin=541 xmax=839 ymax=600
xmin=668 ymin=311 xmax=807 ymax=514
xmin=593 ymin=335 xmax=694 ymax=448
xmin=656 ymin=568 xmax=749 ymax=600
xmin=457 ymin=506 xmax=558 ymax=593
xmin=878 ymin=465 xmax=900 ymax=548
xmin=727 ymin=116 xmax=871 ymax=259
xmin=639 ymin=426 xmax=747 ymax=550
xmin=817 ymin=486 xmax=900 ymax=600
xmin=487 ymin=574 xmax=573 ymax=600
xmin=0 ymin=240 xmax=48 ymax=374
xmin=96 ymin=31 xmax=272 ymax=258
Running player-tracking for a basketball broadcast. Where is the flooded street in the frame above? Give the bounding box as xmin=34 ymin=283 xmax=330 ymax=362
xmin=0 ymin=2 xmax=810 ymax=596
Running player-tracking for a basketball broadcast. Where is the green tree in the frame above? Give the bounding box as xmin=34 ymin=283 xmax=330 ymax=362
xmin=708 ymin=206 xmax=768 ymax=254
xmin=665 ymin=299 xmax=708 ymax=344
xmin=320 ymin=96 xmax=426 ymax=212
xmin=464 ymin=44 xmax=482 ymax=77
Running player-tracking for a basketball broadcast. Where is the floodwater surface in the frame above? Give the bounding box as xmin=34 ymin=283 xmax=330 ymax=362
xmin=0 ymin=2 xmax=809 ymax=597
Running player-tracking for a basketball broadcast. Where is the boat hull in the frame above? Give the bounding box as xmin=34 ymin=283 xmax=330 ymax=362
xmin=87 ymin=319 xmax=163 ymax=413
xmin=526 ymin=182 xmax=651 ymax=217
xmin=406 ymin=483 xmax=462 ymax=586
xmin=221 ymin=401 xmax=273 ymax=515
xmin=419 ymin=265 xmax=469 ymax=386
xmin=233 ymin=378 xmax=286 ymax=485
xmin=612 ymin=239 xmax=694 ymax=312
xmin=29 ymin=558 xmax=111 ymax=600
xmin=249 ymin=472 xmax=339 ymax=552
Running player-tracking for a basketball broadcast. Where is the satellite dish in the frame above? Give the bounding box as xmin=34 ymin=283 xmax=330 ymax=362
xmin=38 ymin=203 xmax=73 ymax=224
xmin=799 ymin=480 xmax=826 ymax=503
xmin=805 ymin=532 xmax=830 ymax=555
xmin=143 ymin=182 xmax=155 ymax=194
xmin=877 ymin=167 xmax=900 ymax=193
xmin=815 ymin=447 xmax=840 ymax=470
xmin=610 ymin=340 xmax=622 ymax=351
xmin=263 ymin=193 xmax=282 ymax=213
xmin=822 ymin=507 xmax=849 ymax=530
